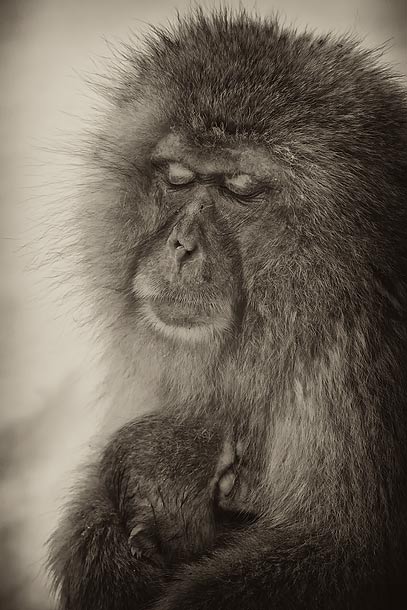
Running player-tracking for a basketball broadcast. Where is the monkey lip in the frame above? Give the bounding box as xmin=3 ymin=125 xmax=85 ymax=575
xmin=132 ymin=274 xmax=234 ymax=339
xmin=140 ymin=298 xmax=233 ymax=341
xmin=150 ymin=299 xmax=216 ymax=327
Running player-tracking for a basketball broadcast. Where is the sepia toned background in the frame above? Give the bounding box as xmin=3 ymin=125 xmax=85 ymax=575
xmin=0 ymin=1 xmax=406 ymax=608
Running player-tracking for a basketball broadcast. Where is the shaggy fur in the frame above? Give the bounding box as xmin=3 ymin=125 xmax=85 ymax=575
xmin=49 ymin=9 xmax=407 ymax=610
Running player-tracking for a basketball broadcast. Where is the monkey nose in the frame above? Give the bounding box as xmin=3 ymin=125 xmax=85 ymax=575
xmin=167 ymin=229 xmax=200 ymax=267
xmin=173 ymin=238 xmax=199 ymax=266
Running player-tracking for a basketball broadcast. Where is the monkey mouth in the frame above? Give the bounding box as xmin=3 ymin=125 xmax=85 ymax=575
xmin=139 ymin=298 xmax=233 ymax=342
xmin=132 ymin=273 xmax=234 ymax=341
xmin=150 ymin=300 xmax=215 ymax=326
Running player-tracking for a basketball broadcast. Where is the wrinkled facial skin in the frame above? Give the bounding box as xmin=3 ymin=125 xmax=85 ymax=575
xmin=132 ymin=133 xmax=280 ymax=345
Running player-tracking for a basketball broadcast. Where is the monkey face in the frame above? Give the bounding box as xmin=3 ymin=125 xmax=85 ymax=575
xmin=129 ymin=131 xmax=283 ymax=344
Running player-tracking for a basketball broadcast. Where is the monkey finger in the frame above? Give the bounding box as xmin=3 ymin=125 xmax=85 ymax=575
xmin=128 ymin=525 xmax=164 ymax=567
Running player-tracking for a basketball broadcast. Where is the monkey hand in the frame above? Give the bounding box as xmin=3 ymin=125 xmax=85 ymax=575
xmin=48 ymin=466 xmax=167 ymax=610
xmin=125 ymin=435 xmax=250 ymax=566
xmin=102 ymin=416 xmax=249 ymax=569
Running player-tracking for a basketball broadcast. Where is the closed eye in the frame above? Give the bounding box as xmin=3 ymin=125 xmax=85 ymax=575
xmin=222 ymin=174 xmax=267 ymax=201
xmin=220 ymin=184 xmax=267 ymax=203
xmin=152 ymin=160 xmax=196 ymax=188
xmin=166 ymin=163 xmax=196 ymax=186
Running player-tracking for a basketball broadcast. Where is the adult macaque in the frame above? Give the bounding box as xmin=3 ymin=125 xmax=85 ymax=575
xmin=49 ymin=10 xmax=407 ymax=610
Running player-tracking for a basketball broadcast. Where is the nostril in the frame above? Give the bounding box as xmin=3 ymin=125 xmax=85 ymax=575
xmin=174 ymin=237 xmax=198 ymax=254
xmin=167 ymin=227 xmax=199 ymax=268
xmin=176 ymin=244 xmax=195 ymax=260
xmin=171 ymin=236 xmax=199 ymax=268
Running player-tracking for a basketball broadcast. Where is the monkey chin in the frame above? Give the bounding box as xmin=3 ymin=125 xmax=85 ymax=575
xmin=139 ymin=300 xmax=233 ymax=343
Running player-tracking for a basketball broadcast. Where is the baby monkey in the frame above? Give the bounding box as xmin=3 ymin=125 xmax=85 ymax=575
xmin=49 ymin=415 xmax=253 ymax=610
xmin=125 ymin=419 xmax=251 ymax=566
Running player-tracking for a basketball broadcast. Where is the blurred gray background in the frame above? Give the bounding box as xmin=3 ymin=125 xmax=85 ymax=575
xmin=0 ymin=1 xmax=406 ymax=609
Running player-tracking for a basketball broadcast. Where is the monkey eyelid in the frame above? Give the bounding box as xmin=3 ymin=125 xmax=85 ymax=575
xmin=220 ymin=175 xmax=269 ymax=201
xmin=152 ymin=160 xmax=196 ymax=187
xmin=219 ymin=185 xmax=267 ymax=204
xmin=167 ymin=162 xmax=196 ymax=185
xmin=223 ymin=174 xmax=265 ymax=195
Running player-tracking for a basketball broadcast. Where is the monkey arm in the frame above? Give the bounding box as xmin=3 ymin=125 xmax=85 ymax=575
xmin=48 ymin=481 xmax=160 ymax=610
xmin=48 ymin=414 xmax=232 ymax=610
xmin=48 ymin=444 xmax=164 ymax=610
xmin=152 ymin=520 xmax=406 ymax=610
